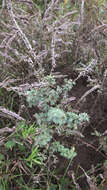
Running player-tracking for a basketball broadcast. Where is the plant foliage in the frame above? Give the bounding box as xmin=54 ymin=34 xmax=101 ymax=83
xmin=0 ymin=0 xmax=106 ymax=189
xmin=26 ymin=75 xmax=89 ymax=159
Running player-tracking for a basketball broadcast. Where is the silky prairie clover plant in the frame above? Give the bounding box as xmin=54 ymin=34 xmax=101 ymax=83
xmin=26 ymin=76 xmax=89 ymax=159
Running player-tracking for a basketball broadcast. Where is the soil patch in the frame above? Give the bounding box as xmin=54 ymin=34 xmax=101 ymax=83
xmin=55 ymin=67 xmax=107 ymax=189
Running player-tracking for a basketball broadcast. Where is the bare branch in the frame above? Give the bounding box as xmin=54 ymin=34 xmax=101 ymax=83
xmin=51 ymin=32 xmax=56 ymax=72
xmin=6 ymin=0 xmax=41 ymax=69
xmin=0 ymin=81 xmax=49 ymax=95
xmin=76 ymin=84 xmax=100 ymax=105
xmin=0 ymin=0 xmax=6 ymax=14
xmin=0 ymin=127 xmax=15 ymax=134
xmin=71 ymin=171 xmax=82 ymax=190
xmin=0 ymin=106 xmax=25 ymax=121
xmin=80 ymin=166 xmax=97 ymax=190
xmin=44 ymin=0 xmax=59 ymax=18
xmin=80 ymin=0 xmax=85 ymax=23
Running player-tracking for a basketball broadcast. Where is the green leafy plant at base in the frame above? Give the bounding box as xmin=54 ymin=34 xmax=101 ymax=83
xmin=18 ymin=122 xmax=36 ymax=140
xmin=0 ymin=122 xmax=44 ymax=190
xmin=51 ymin=142 xmax=77 ymax=159
xmin=26 ymin=75 xmax=89 ymax=161
xmin=0 ymin=75 xmax=89 ymax=189
xmin=26 ymin=146 xmax=43 ymax=168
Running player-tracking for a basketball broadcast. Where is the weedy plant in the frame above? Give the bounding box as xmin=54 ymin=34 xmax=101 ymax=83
xmin=0 ymin=0 xmax=106 ymax=189
xmin=26 ymin=74 xmax=89 ymax=164
xmin=0 ymin=122 xmax=44 ymax=189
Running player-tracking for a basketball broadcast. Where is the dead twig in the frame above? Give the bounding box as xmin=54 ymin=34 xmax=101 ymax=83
xmin=6 ymin=0 xmax=41 ymax=69
xmin=0 ymin=106 xmax=25 ymax=121
xmin=80 ymin=166 xmax=97 ymax=190
xmin=71 ymin=171 xmax=82 ymax=190
xmin=0 ymin=127 xmax=15 ymax=134
xmin=76 ymin=84 xmax=101 ymax=105
xmin=80 ymin=0 xmax=85 ymax=23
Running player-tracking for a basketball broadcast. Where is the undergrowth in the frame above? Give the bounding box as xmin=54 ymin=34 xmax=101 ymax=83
xmin=0 ymin=0 xmax=107 ymax=189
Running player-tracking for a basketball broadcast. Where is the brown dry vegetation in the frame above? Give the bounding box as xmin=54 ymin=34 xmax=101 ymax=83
xmin=0 ymin=0 xmax=107 ymax=189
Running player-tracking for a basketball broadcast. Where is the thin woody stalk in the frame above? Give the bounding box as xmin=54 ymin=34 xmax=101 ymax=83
xmin=6 ymin=0 xmax=41 ymax=69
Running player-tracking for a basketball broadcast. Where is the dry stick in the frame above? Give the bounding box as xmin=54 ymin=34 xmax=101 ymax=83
xmin=2 ymin=0 xmax=6 ymax=8
xmin=90 ymin=24 xmax=107 ymax=33
xmin=80 ymin=166 xmax=97 ymax=190
xmin=76 ymin=85 xmax=101 ymax=105
xmin=18 ymin=0 xmax=33 ymax=4
xmin=5 ymin=32 xmax=18 ymax=63
xmin=0 ymin=106 xmax=25 ymax=121
xmin=0 ymin=77 xmax=21 ymax=88
xmin=71 ymin=171 xmax=82 ymax=190
xmin=6 ymin=82 xmax=49 ymax=95
xmin=51 ymin=32 xmax=56 ymax=72
xmin=0 ymin=127 xmax=15 ymax=134
xmin=0 ymin=51 xmax=16 ymax=63
xmin=44 ymin=0 xmax=59 ymax=18
xmin=80 ymin=0 xmax=85 ymax=23
xmin=78 ymin=138 xmax=107 ymax=160
xmin=0 ymin=0 xmax=6 ymax=14
xmin=6 ymin=0 xmax=41 ymax=69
